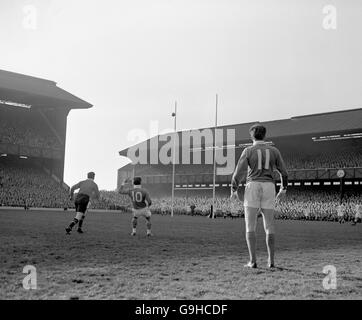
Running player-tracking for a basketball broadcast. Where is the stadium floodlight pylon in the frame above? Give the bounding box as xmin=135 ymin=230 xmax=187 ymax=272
xmin=171 ymin=101 xmax=177 ymax=217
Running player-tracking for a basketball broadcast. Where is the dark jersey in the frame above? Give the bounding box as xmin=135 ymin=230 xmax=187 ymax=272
xmin=70 ymin=179 xmax=100 ymax=200
xmin=119 ymin=186 xmax=152 ymax=210
xmin=232 ymin=141 xmax=288 ymax=191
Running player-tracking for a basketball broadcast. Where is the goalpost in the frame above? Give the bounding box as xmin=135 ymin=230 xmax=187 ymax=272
xmin=171 ymin=102 xmax=177 ymax=217
xmin=171 ymin=95 xmax=219 ymax=218
xmin=212 ymin=94 xmax=218 ymax=219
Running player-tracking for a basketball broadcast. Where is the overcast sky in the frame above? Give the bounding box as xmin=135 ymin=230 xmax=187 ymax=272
xmin=0 ymin=0 xmax=361 ymax=190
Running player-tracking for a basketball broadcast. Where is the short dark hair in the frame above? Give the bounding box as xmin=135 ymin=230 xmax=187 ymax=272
xmin=87 ymin=172 xmax=95 ymax=179
xmin=249 ymin=124 xmax=266 ymax=140
xmin=133 ymin=177 xmax=142 ymax=185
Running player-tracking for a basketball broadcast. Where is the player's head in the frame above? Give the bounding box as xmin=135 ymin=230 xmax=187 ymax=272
xmin=249 ymin=124 xmax=266 ymax=141
xmin=87 ymin=172 xmax=95 ymax=180
xmin=133 ymin=177 xmax=142 ymax=186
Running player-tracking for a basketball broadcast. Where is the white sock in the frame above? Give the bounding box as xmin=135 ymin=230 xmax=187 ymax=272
xmin=147 ymin=230 xmax=151 ymax=235
xmin=132 ymin=228 xmax=136 ymax=234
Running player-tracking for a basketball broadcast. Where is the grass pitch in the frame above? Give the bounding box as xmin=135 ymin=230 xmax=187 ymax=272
xmin=0 ymin=209 xmax=361 ymax=300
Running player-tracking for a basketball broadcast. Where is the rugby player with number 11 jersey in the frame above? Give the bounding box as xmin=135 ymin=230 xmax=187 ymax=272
xmin=231 ymin=124 xmax=288 ymax=269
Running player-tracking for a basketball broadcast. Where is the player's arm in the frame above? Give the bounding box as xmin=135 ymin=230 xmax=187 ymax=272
xmin=275 ymin=149 xmax=288 ymax=197
xmin=231 ymin=148 xmax=248 ymax=196
xmin=118 ymin=179 xmax=131 ymax=195
xmin=93 ymin=184 xmax=100 ymax=200
xmin=70 ymin=182 xmax=81 ymax=200
xmin=145 ymin=191 xmax=152 ymax=207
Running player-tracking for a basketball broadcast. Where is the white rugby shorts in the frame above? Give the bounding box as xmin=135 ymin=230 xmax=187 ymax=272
xmin=244 ymin=181 xmax=276 ymax=209
xmin=132 ymin=207 xmax=152 ymax=218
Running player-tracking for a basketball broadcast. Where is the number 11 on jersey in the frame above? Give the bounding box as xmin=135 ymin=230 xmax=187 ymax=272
xmin=257 ymin=149 xmax=270 ymax=170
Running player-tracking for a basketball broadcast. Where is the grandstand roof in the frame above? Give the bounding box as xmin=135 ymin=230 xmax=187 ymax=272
xmin=119 ymin=108 xmax=362 ymax=157
xmin=0 ymin=69 xmax=92 ymax=110
xmin=220 ymin=107 xmax=362 ymax=140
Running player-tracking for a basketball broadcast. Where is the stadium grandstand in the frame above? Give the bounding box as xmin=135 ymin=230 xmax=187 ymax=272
xmin=0 ymin=69 xmax=92 ymax=208
xmin=117 ymin=108 xmax=362 ymax=221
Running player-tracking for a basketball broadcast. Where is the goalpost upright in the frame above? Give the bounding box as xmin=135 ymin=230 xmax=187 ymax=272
xmin=171 ymin=101 xmax=177 ymax=217
xmin=212 ymin=94 xmax=218 ymax=219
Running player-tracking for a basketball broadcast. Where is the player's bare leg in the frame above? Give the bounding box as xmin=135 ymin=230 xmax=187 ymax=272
xmin=261 ymin=208 xmax=276 ymax=268
xmin=244 ymin=207 xmax=258 ymax=268
xmin=131 ymin=217 xmax=137 ymax=236
xmin=145 ymin=217 xmax=152 ymax=236
xmin=245 ymin=232 xmax=257 ymax=268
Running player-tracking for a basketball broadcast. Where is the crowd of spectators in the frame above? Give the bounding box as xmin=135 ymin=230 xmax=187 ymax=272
xmin=274 ymin=189 xmax=361 ymax=221
xmin=0 ymin=162 xmax=360 ymax=223
xmin=283 ymin=147 xmax=362 ymax=170
xmin=0 ymin=166 xmax=136 ymax=211
xmin=0 ymin=117 xmax=61 ymax=150
xmin=94 ymin=191 xmax=131 ymax=211
xmin=92 ymin=188 xmax=361 ymax=222
xmin=0 ymin=163 xmax=70 ymax=208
